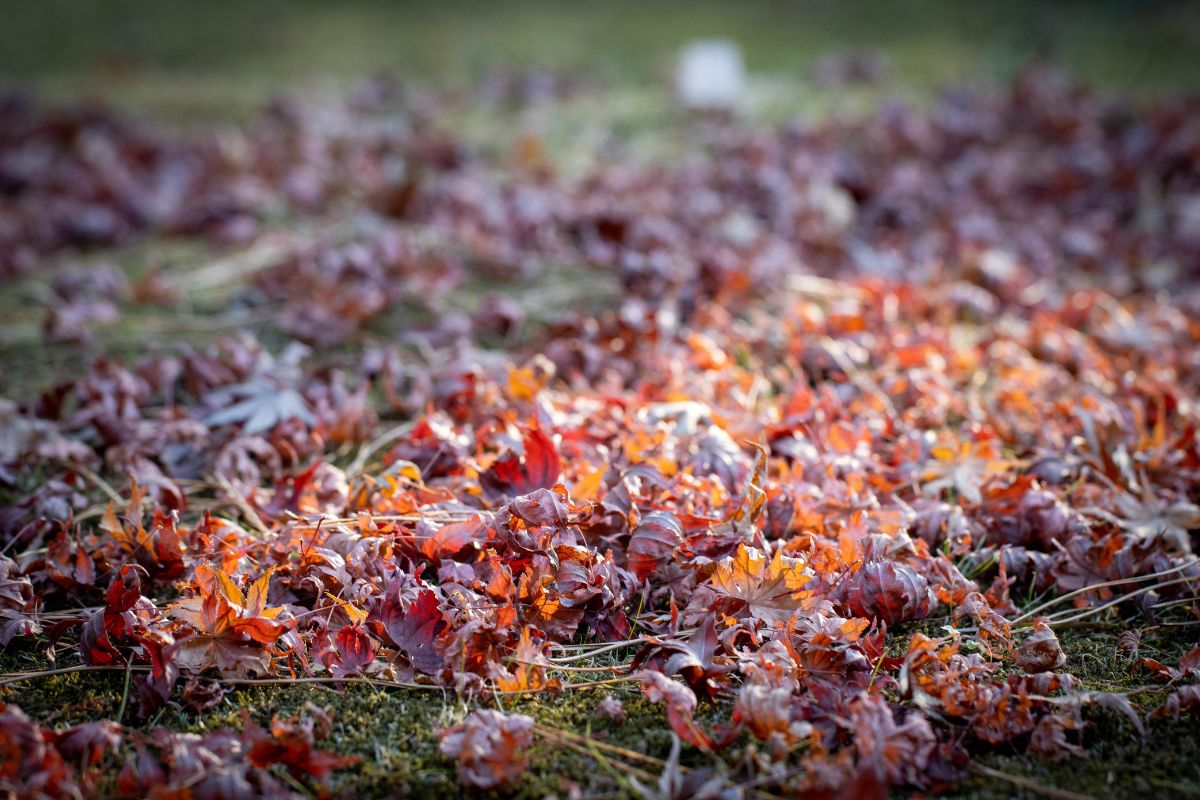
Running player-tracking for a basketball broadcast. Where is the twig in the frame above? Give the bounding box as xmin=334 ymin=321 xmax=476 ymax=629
xmin=115 ymin=660 xmax=133 ymax=723
xmin=969 ymin=763 xmax=1095 ymax=800
xmin=222 ymin=674 xmax=638 ymax=694
xmin=210 ymin=473 xmax=271 ymax=535
xmin=346 ymin=421 xmax=417 ymax=479
xmin=72 ymin=464 xmax=124 ymax=505
xmin=513 ymin=659 xmax=630 ymax=674
xmin=532 ymin=722 xmax=668 ymax=769
xmin=543 ymin=729 xmax=656 ymax=787
xmin=0 ymin=665 xmax=636 ymax=695
xmin=549 ymin=638 xmax=644 ymax=664
xmin=1012 ymin=560 xmax=1199 ymax=624
xmin=1039 ymin=575 xmax=1198 ymax=628
xmin=287 ymin=511 xmax=480 ymax=531
xmin=0 ymin=664 xmax=148 ymax=686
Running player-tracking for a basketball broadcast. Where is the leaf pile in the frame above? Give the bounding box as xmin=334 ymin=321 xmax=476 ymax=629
xmin=2 ymin=65 xmax=1200 ymax=796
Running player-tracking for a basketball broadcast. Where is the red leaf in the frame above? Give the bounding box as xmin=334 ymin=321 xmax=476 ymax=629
xmin=331 ymin=624 xmax=375 ymax=677
xmin=243 ymin=710 xmax=361 ymax=782
xmin=380 ymin=588 xmax=445 ymax=674
xmin=421 ymin=517 xmax=485 ymax=561
xmin=627 ymin=511 xmax=683 ymax=580
xmin=842 ymin=562 xmax=934 ymax=626
xmin=105 ymin=565 xmax=143 ymax=613
xmin=481 ymin=427 xmax=562 ymax=502
xmin=639 ymin=670 xmax=715 ymax=751
xmin=1016 ymin=619 xmax=1066 ymax=673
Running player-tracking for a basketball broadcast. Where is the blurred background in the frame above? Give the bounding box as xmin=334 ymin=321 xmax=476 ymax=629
xmin=3 ymin=2 xmax=1200 ymax=410
xmin=2 ymin=0 xmax=1199 ymax=121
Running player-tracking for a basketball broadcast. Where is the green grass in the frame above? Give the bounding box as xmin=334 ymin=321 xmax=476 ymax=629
xmin=3 ymin=623 xmax=1198 ymax=798
xmin=2 ymin=2 xmax=1199 ymax=796
xmin=3 ymin=0 xmax=1200 ymax=121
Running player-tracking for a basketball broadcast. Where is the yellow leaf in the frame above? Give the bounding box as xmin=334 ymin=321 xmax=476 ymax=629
xmin=216 ymin=570 xmax=245 ymax=608
xmin=710 ymin=544 xmax=813 ymax=623
xmin=571 ymin=463 xmax=605 ymax=502
xmin=324 ymin=592 xmax=368 ymax=624
xmin=244 ymin=567 xmax=276 ymax=615
xmin=101 ymin=502 xmax=122 ymax=539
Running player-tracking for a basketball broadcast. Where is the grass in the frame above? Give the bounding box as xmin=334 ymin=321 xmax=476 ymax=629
xmin=2 ymin=1 xmax=1199 ymax=796
xmin=3 ymin=0 xmax=1200 ymax=122
xmin=2 ymin=621 xmax=1198 ymax=798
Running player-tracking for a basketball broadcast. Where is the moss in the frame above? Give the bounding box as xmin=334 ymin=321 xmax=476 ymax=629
xmin=3 ymin=620 xmax=1198 ymax=799
xmin=959 ymin=715 xmax=1200 ymax=799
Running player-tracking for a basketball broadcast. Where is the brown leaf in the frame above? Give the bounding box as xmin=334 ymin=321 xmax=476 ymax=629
xmin=1015 ymin=619 xmax=1066 ymax=673
xmin=439 ymin=709 xmax=535 ymax=790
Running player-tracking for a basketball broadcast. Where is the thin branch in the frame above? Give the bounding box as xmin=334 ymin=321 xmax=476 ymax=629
xmin=1039 ymin=575 xmax=1198 ymax=628
xmin=1012 ymin=560 xmax=1199 ymax=624
xmin=969 ymin=763 xmax=1096 ymax=800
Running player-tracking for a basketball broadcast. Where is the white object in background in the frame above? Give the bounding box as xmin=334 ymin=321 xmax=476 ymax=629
xmin=676 ymin=40 xmax=744 ymax=110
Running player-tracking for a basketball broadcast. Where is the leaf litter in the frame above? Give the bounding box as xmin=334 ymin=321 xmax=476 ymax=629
xmin=2 ymin=64 xmax=1200 ymax=797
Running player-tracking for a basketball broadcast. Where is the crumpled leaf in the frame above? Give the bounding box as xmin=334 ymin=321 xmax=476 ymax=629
xmin=628 ymin=511 xmax=684 ymax=580
xmin=633 ymin=614 xmax=735 ymax=699
xmin=439 ymin=709 xmax=535 ymax=790
xmin=480 ymin=426 xmax=562 ymax=502
xmin=639 ymin=669 xmax=714 ymax=751
xmin=841 ymin=561 xmax=935 ymax=627
xmin=1015 ymin=618 xmax=1066 ymax=673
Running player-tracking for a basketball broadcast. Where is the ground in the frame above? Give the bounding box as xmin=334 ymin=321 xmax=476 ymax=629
xmin=3 ymin=625 xmax=1198 ymax=798
xmin=2 ymin=2 xmax=1199 ymax=798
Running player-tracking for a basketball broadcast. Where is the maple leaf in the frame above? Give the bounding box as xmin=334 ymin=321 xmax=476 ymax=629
xmin=1083 ymin=486 xmax=1200 ymax=554
xmin=0 ymin=705 xmax=80 ymax=798
xmin=379 ymin=587 xmax=446 ymax=674
xmin=708 ymin=544 xmax=814 ymax=623
xmin=80 ymin=565 xmax=166 ymax=668
xmin=848 ymin=695 xmax=938 ymax=787
xmin=516 ymin=563 xmax=586 ymax=640
xmin=1028 ymin=709 xmax=1086 ymax=759
xmin=168 ymin=565 xmax=293 ymax=675
xmin=480 ymin=426 xmax=562 ymax=502
xmin=439 ymin=709 xmax=535 ymax=790
xmin=243 ymin=709 xmax=361 ymax=782
xmin=633 ymin=614 xmax=734 ymax=699
xmin=508 ymin=485 xmax=587 ymax=528
xmin=1161 ymin=685 xmax=1200 ymax=719
xmin=420 ymin=516 xmax=487 ymax=561
xmin=593 ymin=695 xmax=626 ymax=724
xmin=734 ymin=672 xmax=812 ymax=745
xmin=921 ymin=440 xmax=1015 ymax=505
xmin=204 ymin=379 xmax=315 ymax=434
xmin=637 ymin=670 xmax=741 ymax=751
xmin=1138 ymin=646 xmax=1200 ymax=682
xmin=51 ymin=720 xmax=122 ymax=766
xmin=841 ymin=561 xmax=935 ymax=626
xmin=491 ymin=627 xmax=560 ymax=692
xmin=724 ymin=440 xmax=769 ymax=526
xmin=99 ymin=480 xmax=185 ymax=580
xmin=627 ymin=511 xmax=683 ymax=581
xmin=1015 ymin=618 xmax=1067 ymax=673
xmin=0 ymin=554 xmax=40 ymax=646
xmin=328 ymin=624 xmax=376 ymax=677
